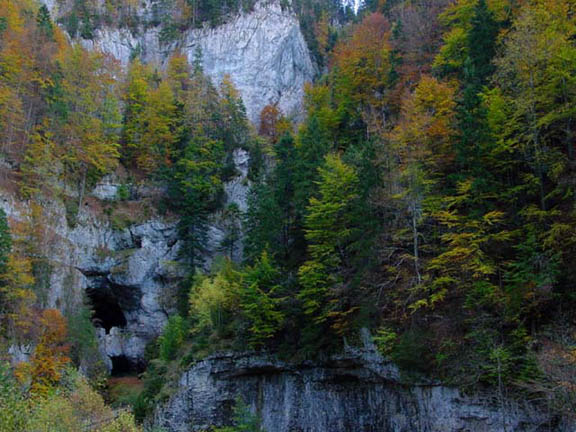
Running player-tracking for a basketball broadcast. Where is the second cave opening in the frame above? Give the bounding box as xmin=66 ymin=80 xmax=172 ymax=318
xmin=86 ymin=287 xmax=127 ymax=334
xmin=110 ymin=355 xmax=146 ymax=376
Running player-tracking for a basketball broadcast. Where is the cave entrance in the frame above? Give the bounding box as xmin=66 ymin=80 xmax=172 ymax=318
xmin=86 ymin=287 xmax=127 ymax=334
xmin=110 ymin=355 xmax=145 ymax=377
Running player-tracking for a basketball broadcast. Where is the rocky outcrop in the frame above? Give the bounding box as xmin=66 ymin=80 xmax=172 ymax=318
xmin=0 ymin=148 xmax=251 ymax=371
xmin=43 ymin=0 xmax=316 ymax=123
xmin=205 ymin=148 xmax=251 ymax=265
xmin=178 ymin=1 xmax=316 ymax=123
xmin=154 ymin=338 xmax=563 ymax=432
xmin=79 ymin=218 xmax=183 ymax=370
xmin=0 ymin=188 xmax=182 ymax=369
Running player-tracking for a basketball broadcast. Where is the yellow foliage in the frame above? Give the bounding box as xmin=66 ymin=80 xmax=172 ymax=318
xmin=15 ymin=309 xmax=70 ymax=396
xmin=333 ymin=13 xmax=392 ymax=109
xmin=190 ymin=272 xmax=239 ymax=334
xmin=23 ymin=372 xmax=142 ymax=432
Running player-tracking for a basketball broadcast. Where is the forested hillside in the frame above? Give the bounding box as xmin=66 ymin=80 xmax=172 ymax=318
xmin=1 ymin=0 xmax=576 ymax=430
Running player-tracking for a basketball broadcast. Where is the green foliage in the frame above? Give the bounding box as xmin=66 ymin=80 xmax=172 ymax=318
xmin=133 ymin=361 xmax=167 ymax=423
xmin=0 ymin=363 xmax=28 ymax=432
xmin=63 ymin=196 xmax=79 ymax=229
xmin=5 ymin=0 xmax=576 ymax=408
xmin=298 ymin=154 xmax=361 ymax=337
xmin=159 ymin=315 xmax=187 ymax=361
xmin=213 ymin=397 xmax=263 ymax=432
xmin=245 ymin=133 xmax=298 ymax=263
xmin=293 ymin=115 xmax=333 ymax=218
xmin=116 ymin=183 xmax=131 ymax=201
xmin=373 ymin=327 xmax=398 ymax=357
xmin=122 ymin=60 xmax=177 ymax=173
xmin=67 ymin=302 xmax=106 ymax=380
xmin=36 ymin=5 xmax=54 ymax=39
xmin=0 ymin=366 xmax=141 ymax=432
xmin=170 ymin=134 xmax=225 ymax=267
xmin=188 ymin=255 xmax=284 ymax=350
xmin=189 ymin=264 xmax=238 ymax=342
xmin=237 ymin=252 xmax=285 ymax=348
xmin=0 ymin=209 xmax=11 ymax=277
xmin=389 ymin=330 xmax=433 ymax=375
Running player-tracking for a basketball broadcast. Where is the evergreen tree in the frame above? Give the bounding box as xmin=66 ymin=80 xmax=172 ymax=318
xmin=170 ymin=134 xmax=224 ymax=268
xmin=238 ymin=252 xmax=284 ymax=348
xmin=294 ymin=115 xmax=332 ymax=219
xmin=159 ymin=315 xmax=186 ymax=361
xmin=36 ymin=5 xmax=54 ymax=40
xmin=456 ymin=0 xmax=499 ymax=179
xmin=245 ymin=133 xmax=298 ymax=263
xmin=0 ymin=209 xmax=11 ymax=278
xmin=213 ymin=397 xmax=262 ymax=432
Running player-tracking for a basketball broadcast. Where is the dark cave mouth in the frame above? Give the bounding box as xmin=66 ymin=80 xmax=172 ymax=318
xmin=86 ymin=288 xmax=127 ymax=334
xmin=110 ymin=355 xmax=146 ymax=377
xmin=84 ymin=284 xmax=148 ymax=377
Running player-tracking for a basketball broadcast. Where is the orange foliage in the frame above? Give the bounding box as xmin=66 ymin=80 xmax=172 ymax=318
xmin=314 ymin=12 xmax=331 ymax=59
xmin=332 ymin=13 xmax=392 ymax=109
xmin=259 ymin=104 xmax=282 ymax=142
xmin=389 ymin=75 xmax=457 ymax=170
xmin=15 ymin=309 xmax=70 ymax=395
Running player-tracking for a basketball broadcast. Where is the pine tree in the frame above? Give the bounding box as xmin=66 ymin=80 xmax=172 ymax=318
xmin=170 ymin=135 xmax=224 ymax=268
xmin=36 ymin=5 xmax=54 ymax=40
xmin=238 ymin=252 xmax=284 ymax=348
xmin=456 ymin=0 xmax=499 ymax=179
xmin=245 ymin=133 xmax=298 ymax=263
xmin=159 ymin=315 xmax=186 ymax=361
xmin=294 ymin=115 xmax=332 ymax=219
xmin=0 ymin=209 xmax=11 ymax=277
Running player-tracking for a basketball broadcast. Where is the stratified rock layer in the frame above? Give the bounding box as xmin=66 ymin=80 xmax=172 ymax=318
xmin=154 ymin=342 xmax=564 ymax=432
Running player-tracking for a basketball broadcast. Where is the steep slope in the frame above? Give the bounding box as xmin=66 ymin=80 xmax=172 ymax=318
xmin=153 ymin=347 xmax=565 ymax=432
xmin=42 ymin=0 xmax=316 ymax=123
xmin=0 ymin=149 xmax=251 ymax=372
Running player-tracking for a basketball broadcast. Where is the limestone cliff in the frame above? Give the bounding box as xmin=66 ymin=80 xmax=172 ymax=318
xmin=0 ymin=150 xmax=251 ymax=372
xmin=153 ymin=334 xmax=569 ymax=432
xmin=43 ymin=0 xmax=316 ymax=123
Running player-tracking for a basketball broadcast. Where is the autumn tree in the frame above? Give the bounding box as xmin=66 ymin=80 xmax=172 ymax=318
xmin=298 ymin=154 xmax=362 ymax=341
xmin=122 ymin=59 xmax=152 ymax=170
xmin=0 ymin=209 xmax=11 ymax=277
xmin=16 ymin=309 xmax=70 ymax=395
xmin=389 ymin=75 xmax=457 ymax=285
xmin=0 ymin=213 xmax=36 ymax=341
xmin=332 ymin=13 xmax=393 ymax=119
xmin=258 ymin=104 xmax=282 ymax=143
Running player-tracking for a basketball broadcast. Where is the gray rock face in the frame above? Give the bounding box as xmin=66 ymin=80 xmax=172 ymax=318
xmin=205 ymin=148 xmax=251 ymax=265
xmin=154 ymin=345 xmax=563 ymax=432
xmin=80 ymin=218 xmax=183 ymax=368
xmin=1 ymin=147 xmax=251 ymax=370
xmin=0 ymin=189 xmax=180 ymax=369
xmin=43 ymin=0 xmax=316 ymax=123
xmin=180 ymin=1 xmax=316 ymax=123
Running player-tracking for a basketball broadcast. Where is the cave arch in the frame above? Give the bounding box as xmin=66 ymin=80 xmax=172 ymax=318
xmin=86 ymin=287 xmax=127 ymax=334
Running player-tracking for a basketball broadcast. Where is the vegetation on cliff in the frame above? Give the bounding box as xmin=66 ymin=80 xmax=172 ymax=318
xmin=1 ymin=0 xmax=576 ymax=429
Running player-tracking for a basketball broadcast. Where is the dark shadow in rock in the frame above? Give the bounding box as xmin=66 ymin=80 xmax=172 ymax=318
xmin=86 ymin=286 xmax=127 ymax=334
xmin=110 ymin=355 xmax=146 ymax=377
